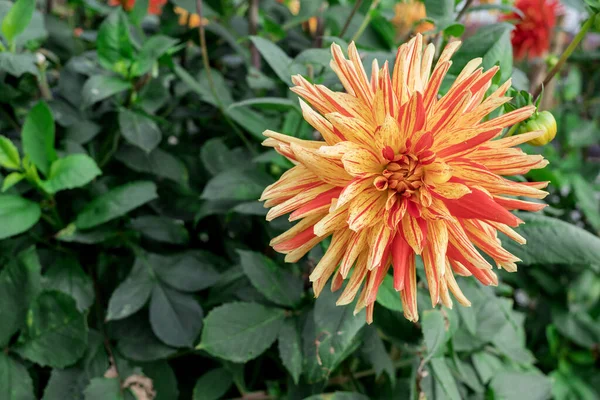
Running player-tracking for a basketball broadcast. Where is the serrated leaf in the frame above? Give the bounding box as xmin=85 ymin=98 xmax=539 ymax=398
xmin=0 ymin=353 xmax=35 ymax=400
xmin=199 ymin=302 xmax=285 ymax=362
xmin=115 ymin=145 xmax=188 ymax=183
xmin=0 ymin=135 xmax=20 ymax=169
xmin=360 ymin=325 xmax=395 ymax=383
xmin=376 ymin=275 xmax=403 ymax=312
xmin=147 ymin=251 xmax=221 ymax=292
xmin=249 ymin=36 xmax=295 ymax=85
xmin=571 ymin=175 xmax=600 ymax=232
xmin=192 ymin=368 xmax=233 ymax=400
xmin=106 ymin=258 xmax=155 ymax=321
xmin=82 ymin=75 xmax=132 ymax=107
xmin=75 ymin=181 xmax=157 ymax=229
xmin=0 ymin=247 xmax=42 ymax=346
xmin=239 ymin=250 xmax=303 ymax=308
xmin=430 ymin=358 xmax=461 ymax=400
xmin=15 ymin=291 xmax=88 ymax=368
xmin=200 ymin=138 xmax=234 ymax=176
xmin=96 ymin=9 xmax=134 ymax=75
xmin=489 ymin=371 xmax=552 ymax=400
xmin=278 ymin=319 xmax=303 ymax=384
xmin=0 ymin=195 xmax=41 ymax=239
xmin=130 ymin=216 xmax=189 ymax=244
xmin=202 ymin=169 xmax=272 ymax=201
xmin=21 ymin=101 xmax=57 ymax=176
xmin=149 ymin=284 xmax=204 ymax=348
xmin=502 ymin=213 xmax=600 ymax=265
xmin=118 ymin=109 xmax=162 ymax=153
xmin=44 ymin=256 xmax=94 ymax=312
xmin=41 ymin=154 xmax=101 ymax=194
xmin=422 ymin=310 xmax=446 ymax=364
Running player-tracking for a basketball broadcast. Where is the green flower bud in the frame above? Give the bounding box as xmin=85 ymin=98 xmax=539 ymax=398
xmin=518 ymin=110 xmax=557 ymax=146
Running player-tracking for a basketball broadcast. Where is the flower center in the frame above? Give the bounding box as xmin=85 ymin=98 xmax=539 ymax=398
xmin=374 ymin=152 xmax=424 ymax=195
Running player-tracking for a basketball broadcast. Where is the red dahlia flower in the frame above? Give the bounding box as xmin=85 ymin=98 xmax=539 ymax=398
xmin=260 ymin=35 xmax=550 ymax=323
xmin=503 ymin=0 xmax=560 ymax=60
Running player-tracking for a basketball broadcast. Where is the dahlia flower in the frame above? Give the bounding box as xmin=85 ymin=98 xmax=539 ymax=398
xmin=502 ymin=0 xmax=560 ymax=60
xmin=108 ymin=0 xmax=166 ymax=15
xmin=391 ymin=0 xmax=434 ymax=40
xmin=260 ymin=34 xmax=549 ymax=323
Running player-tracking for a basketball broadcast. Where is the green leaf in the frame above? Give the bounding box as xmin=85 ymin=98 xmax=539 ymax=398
xmin=96 ymin=9 xmax=134 ymax=75
xmin=1 ymin=0 xmax=35 ymax=43
xmin=83 ymin=377 xmax=124 ymax=400
xmin=200 ymin=138 xmax=234 ymax=176
xmin=2 ymin=172 xmax=25 ymax=192
xmin=360 ymin=325 xmax=395 ymax=383
xmin=0 ymin=52 xmax=38 ymax=76
xmin=239 ymin=250 xmax=303 ymax=308
xmin=202 ymin=169 xmax=272 ymax=201
xmin=64 ymin=120 xmax=102 ymax=145
xmin=472 ymin=351 xmax=503 ymax=384
xmin=304 ymin=394 xmax=370 ymax=400
xmin=199 ymin=302 xmax=286 ymax=362
xmin=15 ymin=291 xmax=88 ymax=368
xmin=41 ymin=154 xmax=101 ymax=194
xmin=44 ymin=256 xmax=95 ymax=312
xmin=106 ymin=257 xmax=155 ymax=321
xmin=118 ymin=109 xmax=162 ymax=154
xmin=192 ymin=368 xmax=233 ymax=400
xmin=571 ymin=175 xmax=600 ymax=232
xmin=131 ymin=35 xmax=179 ymax=77
xmin=115 ymin=145 xmax=188 ymax=183
xmin=489 ymin=371 xmax=552 ymax=400
xmin=0 ymin=135 xmax=20 ymax=169
xmin=141 ymin=361 xmax=179 ymax=400
xmin=42 ymin=368 xmax=88 ymax=400
xmin=149 ymin=284 xmax=204 ymax=348
xmin=422 ymin=310 xmax=446 ymax=363
xmin=450 ymin=23 xmax=513 ymax=82
xmin=21 ymin=101 xmax=57 ymax=176
xmin=148 ymin=251 xmax=221 ymax=292
xmin=0 ymin=247 xmax=42 ymax=346
xmin=430 ymin=358 xmax=461 ymax=400
xmin=0 ymin=353 xmax=35 ymax=400
xmin=305 ymin=289 xmax=366 ymax=382
xmin=82 ymin=75 xmax=132 ymax=107
xmin=229 ymin=97 xmax=300 ymax=112
xmin=0 ymin=195 xmax=41 ymax=239
xmin=75 ymin=181 xmax=158 ymax=229
xmin=130 ymin=216 xmax=189 ymax=244
xmin=114 ymin=315 xmax=177 ymax=362
xmin=502 ymin=213 xmax=600 ymax=266
xmin=249 ymin=36 xmax=296 ymax=85
xmin=376 ymin=275 xmax=403 ymax=312
xmin=278 ymin=319 xmax=303 ymax=384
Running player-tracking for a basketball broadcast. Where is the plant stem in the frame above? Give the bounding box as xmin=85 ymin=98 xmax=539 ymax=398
xmin=533 ymin=16 xmax=594 ymax=99
xmin=350 ymin=0 xmax=379 ymax=43
xmin=456 ymin=0 xmax=475 ymax=21
xmin=340 ymin=0 xmax=362 ymax=38
xmin=195 ymin=0 xmax=256 ymax=155
xmin=249 ymin=0 xmax=260 ymax=69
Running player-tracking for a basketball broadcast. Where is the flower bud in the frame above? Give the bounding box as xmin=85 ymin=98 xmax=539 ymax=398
xmin=518 ymin=110 xmax=557 ymax=146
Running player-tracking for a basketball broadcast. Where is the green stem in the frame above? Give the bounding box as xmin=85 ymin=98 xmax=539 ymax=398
xmin=350 ymin=0 xmax=380 ymax=43
xmin=195 ymin=0 xmax=257 ymax=155
xmin=533 ymin=16 xmax=594 ymax=99
xmin=505 ymin=122 xmax=520 ymax=137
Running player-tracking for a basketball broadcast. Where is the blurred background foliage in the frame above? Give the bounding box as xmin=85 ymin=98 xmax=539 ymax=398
xmin=0 ymin=0 xmax=599 ymax=399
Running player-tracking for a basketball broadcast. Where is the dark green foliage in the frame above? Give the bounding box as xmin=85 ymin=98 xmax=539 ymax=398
xmin=0 ymin=0 xmax=598 ymax=399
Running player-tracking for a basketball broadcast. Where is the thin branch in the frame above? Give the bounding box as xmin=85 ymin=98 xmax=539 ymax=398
xmin=456 ymin=0 xmax=475 ymax=22
xmin=340 ymin=0 xmax=362 ymax=38
xmin=350 ymin=0 xmax=380 ymax=43
xmin=195 ymin=0 xmax=256 ymax=154
xmin=533 ymin=16 xmax=594 ymax=99
xmin=249 ymin=0 xmax=261 ymax=69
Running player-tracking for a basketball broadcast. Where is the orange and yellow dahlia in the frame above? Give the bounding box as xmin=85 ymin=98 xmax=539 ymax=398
xmin=260 ymin=34 xmax=549 ymax=323
xmin=391 ymin=0 xmax=434 ymax=39
xmin=108 ymin=0 xmax=166 ymax=15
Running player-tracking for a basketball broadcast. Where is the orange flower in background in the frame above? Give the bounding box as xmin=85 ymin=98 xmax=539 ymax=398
xmin=502 ymin=0 xmax=560 ymax=60
xmin=392 ymin=0 xmax=434 ymax=39
xmin=108 ymin=0 xmax=166 ymax=15
xmin=174 ymin=6 xmax=209 ymax=28
xmin=260 ymin=34 xmax=549 ymax=323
